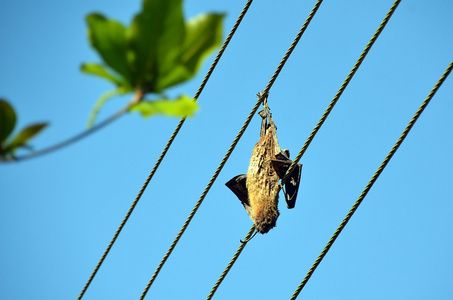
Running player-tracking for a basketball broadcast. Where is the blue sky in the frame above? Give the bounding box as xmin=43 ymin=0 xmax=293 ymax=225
xmin=1 ymin=0 xmax=452 ymax=299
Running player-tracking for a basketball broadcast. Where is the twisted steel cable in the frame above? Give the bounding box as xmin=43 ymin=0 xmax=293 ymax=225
xmin=206 ymin=226 xmax=256 ymax=300
xmin=139 ymin=95 xmax=264 ymax=299
xmin=261 ymin=0 xmax=323 ymax=95
xmin=205 ymin=1 xmax=325 ymax=298
xmin=141 ymin=1 xmax=326 ymax=298
xmin=290 ymin=59 xmax=453 ymax=299
xmin=281 ymin=0 xmax=402 ymax=186
xmin=77 ymin=1 xmax=255 ymax=298
xmin=207 ymin=1 xmax=403 ymax=298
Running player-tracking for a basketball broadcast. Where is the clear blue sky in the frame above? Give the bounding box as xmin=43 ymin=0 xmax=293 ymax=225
xmin=1 ymin=1 xmax=452 ymax=299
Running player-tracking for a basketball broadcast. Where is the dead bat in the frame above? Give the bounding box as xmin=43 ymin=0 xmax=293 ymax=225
xmin=225 ymin=100 xmax=302 ymax=234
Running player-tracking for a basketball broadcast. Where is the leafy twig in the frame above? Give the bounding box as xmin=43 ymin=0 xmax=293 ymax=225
xmin=1 ymin=91 xmax=145 ymax=163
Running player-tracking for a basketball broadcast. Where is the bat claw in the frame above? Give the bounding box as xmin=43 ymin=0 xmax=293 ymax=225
xmin=257 ymin=91 xmax=270 ymax=117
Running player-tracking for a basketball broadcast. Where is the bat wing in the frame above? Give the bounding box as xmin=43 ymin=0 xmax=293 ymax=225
xmin=225 ymin=174 xmax=249 ymax=207
xmin=271 ymin=160 xmax=302 ymax=209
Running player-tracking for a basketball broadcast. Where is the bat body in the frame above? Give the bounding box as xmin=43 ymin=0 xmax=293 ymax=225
xmin=226 ymin=103 xmax=302 ymax=234
xmin=245 ymin=118 xmax=280 ymax=233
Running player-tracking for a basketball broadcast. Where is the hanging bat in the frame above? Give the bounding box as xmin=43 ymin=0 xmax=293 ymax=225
xmin=225 ymin=101 xmax=302 ymax=234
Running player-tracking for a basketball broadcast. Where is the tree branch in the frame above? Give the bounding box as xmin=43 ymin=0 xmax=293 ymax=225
xmin=1 ymin=91 xmax=145 ymax=163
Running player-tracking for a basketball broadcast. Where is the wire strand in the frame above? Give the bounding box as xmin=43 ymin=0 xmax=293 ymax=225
xmin=77 ymin=1 xmax=255 ymax=299
xmin=207 ymin=1 xmax=402 ymax=298
xmin=139 ymin=95 xmax=264 ymax=300
xmin=204 ymin=1 xmax=325 ymax=298
xmin=140 ymin=1 xmax=326 ymax=297
xmin=290 ymin=59 xmax=453 ymax=299
xmin=281 ymin=0 xmax=402 ymax=186
xmin=206 ymin=226 xmax=256 ymax=300
xmin=262 ymin=0 xmax=323 ymax=95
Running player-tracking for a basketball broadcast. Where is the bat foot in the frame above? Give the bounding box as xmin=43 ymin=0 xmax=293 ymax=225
xmin=257 ymin=91 xmax=270 ymax=118
xmin=256 ymin=91 xmax=269 ymax=101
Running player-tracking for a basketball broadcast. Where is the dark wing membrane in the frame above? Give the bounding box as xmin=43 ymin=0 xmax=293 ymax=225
xmin=271 ymin=159 xmax=291 ymax=178
xmin=225 ymin=174 xmax=249 ymax=206
xmin=283 ymin=163 xmax=302 ymax=209
xmin=271 ymin=160 xmax=302 ymax=209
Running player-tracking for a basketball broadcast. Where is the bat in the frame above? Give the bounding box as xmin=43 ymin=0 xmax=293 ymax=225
xmin=225 ymin=98 xmax=302 ymax=234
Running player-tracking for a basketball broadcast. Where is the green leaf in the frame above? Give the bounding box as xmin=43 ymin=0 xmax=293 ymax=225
xmin=86 ymin=13 xmax=131 ymax=83
xmin=0 ymin=99 xmax=16 ymax=143
xmin=127 ymin=0 xmax=185 ymax=90
xmin=182 ymin=13 xmax=225 ymax=75
xmin=7 ymin=123 xmax=48 ymax=152
xmin=156 ymin=13 xmax=225 ymax=91
xmin=81 ymin=63 xmax=130 ymax=88
xmin=87 ymin=88 xmax=128 ymax=128
xmin=130 ymin=95 xmax=198 ymax=118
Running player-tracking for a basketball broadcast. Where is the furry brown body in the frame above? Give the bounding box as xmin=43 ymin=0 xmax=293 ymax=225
xmin=245 ymin=122 xmax=280 ymax=233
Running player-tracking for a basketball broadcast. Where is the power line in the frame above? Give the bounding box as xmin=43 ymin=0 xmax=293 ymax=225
xmin=207 ymin=0 xmax=402 ymax=297
xmin=77 ymin=1 xmax=255 ymax=298
xmin=290 ymin=59 xmax=453 ymax=299
xmin=139 ymin=1 xmax=325 ymax=298
xmin=282 ymin=0 xmax=402 ymax=186
xmin=206 ymin=226 xmax=256 ymax=300
xmin=139 ymin=95 xmax=264 ymax=300
xmin=262 ymin=0 xmax=323 ymax=94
